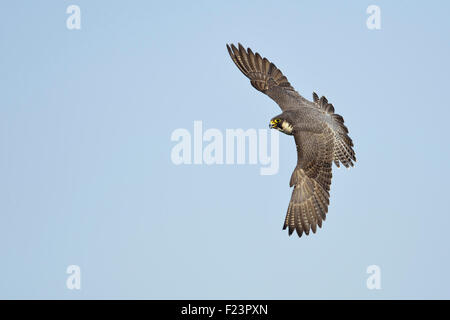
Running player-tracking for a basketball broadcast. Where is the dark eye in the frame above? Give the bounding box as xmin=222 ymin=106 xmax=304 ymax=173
xmin=276 ymin=119 xmax=281 ymax=123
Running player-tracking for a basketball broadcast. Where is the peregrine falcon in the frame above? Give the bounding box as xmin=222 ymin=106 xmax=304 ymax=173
xmin=226 ymin=43 xmax=356 ymax=237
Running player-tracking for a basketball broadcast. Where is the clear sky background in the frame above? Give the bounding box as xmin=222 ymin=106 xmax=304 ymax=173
xmin=1 ymin=1 xmax=449 ymax=299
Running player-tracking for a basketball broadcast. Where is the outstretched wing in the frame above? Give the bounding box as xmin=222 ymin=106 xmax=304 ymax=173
xmin=284 ymin=125 xmax=335 ymax=237
xmin=226 ymin=43 xmax=306 ymax=111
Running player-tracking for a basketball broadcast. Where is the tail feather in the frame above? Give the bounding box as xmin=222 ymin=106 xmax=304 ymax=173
xmin=312 ymin=92 xmax=356 ymax=168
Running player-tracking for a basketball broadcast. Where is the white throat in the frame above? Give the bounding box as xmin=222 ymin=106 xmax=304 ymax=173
xmin=280 ymin=121 xmax=294 ymax=134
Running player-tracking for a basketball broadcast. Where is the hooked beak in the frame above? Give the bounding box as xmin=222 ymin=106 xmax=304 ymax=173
xmin=269 ymin=120 xmax=276 ymax=129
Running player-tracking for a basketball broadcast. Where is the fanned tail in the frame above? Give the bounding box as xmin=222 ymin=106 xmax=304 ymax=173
xmin=313 ymin=92 xmax=356 ymax=168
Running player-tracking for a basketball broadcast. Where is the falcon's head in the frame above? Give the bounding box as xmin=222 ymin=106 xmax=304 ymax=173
xmin=269 ymin=116 xmax=294 ymax=135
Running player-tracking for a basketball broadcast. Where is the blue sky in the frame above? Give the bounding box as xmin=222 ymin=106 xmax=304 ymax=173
xmin=0 ymin=1 xmax=449 ymax=299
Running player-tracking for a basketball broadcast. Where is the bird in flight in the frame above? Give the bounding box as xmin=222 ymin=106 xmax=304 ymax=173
xmin=226 ymin=43 xmax=356 ymax=237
